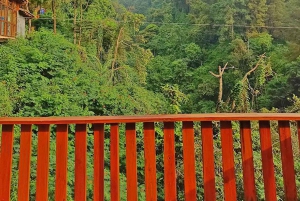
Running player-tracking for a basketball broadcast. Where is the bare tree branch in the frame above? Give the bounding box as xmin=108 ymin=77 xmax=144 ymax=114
xmin=209 ymin=71 xmax=221 ymax=78
xmin=243 ymin=53 xmax=266 ymax=81
xmin=221 ymin=62 xmax=228 ymax=74
xmin=110 ymin=27 xmax=124 ymax=83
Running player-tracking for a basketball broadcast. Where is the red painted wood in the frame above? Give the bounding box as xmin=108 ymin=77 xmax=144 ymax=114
xmin=164 ymin=122 xmax=177 ymax=201
xmin=220 ymin=121 xmax=236 ymax=201
xmin=17 ymin=124 xmax=32 ymax=201
xmin=36 ymin=125 xmax=50 ymax=201
xmin=240 ymin=121 xmax=256 ymax=201
xmin=182 ymin=121 xmax=196 ymax=201
xmin=1 ymin=115 xmax=300 ymax=201
xmin=75 ymin=124 xmax=87 ymax=201
xmin=201 ymin=121 xmax=216 ymax=201
xmin=0 ymin=125 xmax=14 ymax=201
xmin=2 ymin=113 xmax=300 ymax=124
xmin=144 ymin=122 xmax=157 ymax=201
xmin=126 ymin=123 xmax=138 ymax=201
xmin=278 ymin=121 xmax=297 ymax=200
xmin=55 ymin=124 xmax=68 ymax=201
xmin=110 ymin=124 xmax=120 ymax=201
xmin=298 ymin=122 xmax=300 ymax=154
xmin=93 ymin=124 xmax=104 ymax=201
xmin=259 ymin=121 xmax=277 ymax=201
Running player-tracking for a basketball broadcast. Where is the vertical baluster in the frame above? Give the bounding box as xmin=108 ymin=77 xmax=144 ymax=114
xmin=36 ymin=124 xmax=50 ymax=201
xmin=4 ymin=0 xmax=7 ymax=36
xmin=240 ymin=121 xmax=256 ymax=201
xmin=17 ymin=124 xmax=32 ymax=201
xmin=0 ymin=125 xmax=14 ymax=201
xmin=75 ymin=124 xmax=87 ymax=201
xmin=220 ymin=121 xmax=236 ymax=201
xmin=164 ymin=122 xmax=176 ymax=201
xmin=278 ymin=121 xmax=297 ymax=200
xmin=0 ymin=10 xmax=2 ymax=36
xmin=126 ymin=123 xmax=138 ymax=201
xmin=110 ymin=124 xmax=120 ymax=201
xmin=201 ymin=121 xmax=216 ymax=201
xmin=93 ymin=124 xmax=104 ymax=201
xmin=259 ymin=121 xmax=277 ymax=201
xmin=182 ymin=121 xmax=196 ymax=201
xmin=55 ymin=124 xmax=68 ymax=201
xmin=144 ymin=122 xmax=157 ymax=201
xmin=298 ymin=121 xmax=300 ymax=153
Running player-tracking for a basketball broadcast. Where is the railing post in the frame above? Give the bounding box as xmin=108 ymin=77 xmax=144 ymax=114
xmin=93 ymin=124 xmax=105 ymax=201
xmin=17 ymin=124 xmax=32 ymax=201
xmin=220 ymin=121 xmax=237 ymax=201
xmin=278 ymin=121 xmax=297 ymax=200
xmin=240 ymin=121 xmax=256 ymax=201
xmin=182 ymin=121 xmax=197 ymax=201
xmin=163 ymin=122 xmax=177 ymax=201
xmin=110 ymin=124 xmax=120 ymax=201
xmin=201 ymin=121 xmax=216 ymax=201
xmin=126 ymin=123 xmax=138 ymax=201
xmin=55 ymin=124 xmax=68 ymax=201
xmin=36 ymin=124 xmax=50 ymax=201
xmin=144 ymin=122 xmax=157 ymax=201
xmin=0 ymin=125 xmax=14 ymax=201
xmin=298 ymin=121 xmax=300 ymax=153
xmin=259 ymin=121 xmax=277 ymax=201
xmin=75 ymin=124 xmax=87 ymax=201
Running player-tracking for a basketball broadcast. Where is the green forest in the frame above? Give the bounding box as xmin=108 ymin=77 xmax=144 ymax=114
xmin=1 ymin=0 xmax=300 ymax=116
xmin=1 ymin=0 xmax=300 ymax=200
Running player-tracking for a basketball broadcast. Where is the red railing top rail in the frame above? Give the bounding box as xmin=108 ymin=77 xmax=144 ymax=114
xmin=1 ymin=113 xmax=300 ymax=124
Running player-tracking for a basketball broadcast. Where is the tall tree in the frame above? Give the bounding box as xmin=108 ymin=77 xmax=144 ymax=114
xmin=285 ymin=0 xmax=300 ymax=43
xmin=248 ymin=0 xmax=267 ymax=31
xmin=266 ymin=0 xmax=285 ymax=38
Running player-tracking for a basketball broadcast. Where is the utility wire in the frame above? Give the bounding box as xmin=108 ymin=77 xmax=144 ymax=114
xmin=26 ymin=17 xmax=300 ymax=30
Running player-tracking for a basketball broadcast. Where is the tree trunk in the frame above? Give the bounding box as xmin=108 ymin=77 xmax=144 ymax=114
xmin=52 ymin=0 xmax=56 ymax=34
xmin=110 ymin=27 xmax=124 ymax=85
xmin=78 ymin=0 xmax=83 ymax=46
xmin=28 ymin=19 xmax=31 ymax=33
xmin=26 ymin=2 xmax=31 ymax=34
xmin=73 ymin=0 xmax=77 ymax=44
xmin=209 ymin=63 xmax=228 ymax=112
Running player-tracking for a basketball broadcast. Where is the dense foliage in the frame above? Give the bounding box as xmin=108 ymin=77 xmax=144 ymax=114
xmin=1 ymin=0 xmax=300 ymax=200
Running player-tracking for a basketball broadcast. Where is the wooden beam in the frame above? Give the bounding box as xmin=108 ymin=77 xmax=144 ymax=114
xmin=1 ymin=113 xmax=300 ymax=124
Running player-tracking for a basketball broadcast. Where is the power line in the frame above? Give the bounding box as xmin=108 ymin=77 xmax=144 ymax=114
xmin=26 ymin=17 xmax=300 ymax=30
xmin=143 ymin=22 xmax=300 ymax=29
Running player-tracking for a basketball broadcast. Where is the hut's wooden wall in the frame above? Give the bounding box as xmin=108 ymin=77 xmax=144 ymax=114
xmin=0 ymin=0 xmax=18 ymax=38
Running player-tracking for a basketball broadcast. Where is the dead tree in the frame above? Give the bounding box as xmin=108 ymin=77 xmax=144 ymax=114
xmin=209 ymin=62 xmax=228 ymax=112
xmin=230 ymin=53 xmax=266 ymax=112
xmin=210 ymin=54 xmax=266 ymax=113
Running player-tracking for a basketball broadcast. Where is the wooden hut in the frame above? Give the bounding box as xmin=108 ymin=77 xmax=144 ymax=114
xmin=0 ymin=0 xmax=33 ymax=41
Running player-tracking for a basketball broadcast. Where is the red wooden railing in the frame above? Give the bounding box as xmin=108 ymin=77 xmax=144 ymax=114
xmin=0 ymin=113 xmax=299 ymax=201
